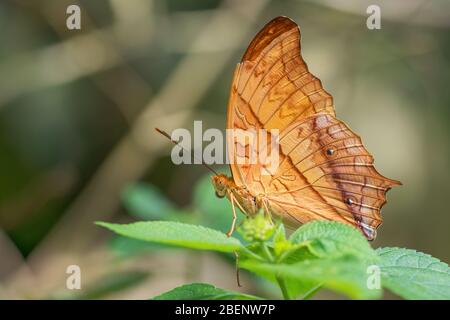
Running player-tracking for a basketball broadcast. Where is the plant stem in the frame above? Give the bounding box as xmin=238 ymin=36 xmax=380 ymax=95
xmin=260 ymin=242 xmax=274 ymax=262
xmin=276 ymin=275 xmax=292 ymax=300
xmin=259 ymin=243 xmax=293 ymax=299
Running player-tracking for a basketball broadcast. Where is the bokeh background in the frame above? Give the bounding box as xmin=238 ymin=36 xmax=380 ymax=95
xmin=0 ymin=0 xmax=449 ymax=299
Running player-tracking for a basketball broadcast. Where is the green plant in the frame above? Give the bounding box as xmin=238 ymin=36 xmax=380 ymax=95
xmin=98 ymin=214 xmax=450 ymax=300
xmin=97 ymin=174 xmax=450 ymax=299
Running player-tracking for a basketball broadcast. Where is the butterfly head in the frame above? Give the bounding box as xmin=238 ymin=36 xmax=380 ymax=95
xmin=212 ymin=174 xmax=231 ymax=199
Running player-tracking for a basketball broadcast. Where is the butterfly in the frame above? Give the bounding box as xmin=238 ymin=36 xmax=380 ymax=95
xmin=210 ymin=16 xmax=401 ymax=240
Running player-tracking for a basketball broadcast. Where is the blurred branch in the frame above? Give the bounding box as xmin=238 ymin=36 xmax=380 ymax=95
xmin=0 ymin=26 xmax=123 ymax=107
xmin=0 ymin=229 xmax=35 ymax=299
xmin=0 ymin=165 xmax=77 ymax=231
xmin=0 ymin=231 xmax=26 ymax=279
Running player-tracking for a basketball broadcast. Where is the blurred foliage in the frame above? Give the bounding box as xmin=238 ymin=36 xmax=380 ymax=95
xmin=109 ymin=171 xmax=245 ymax=257
xmin=122 ymin=183 xmax=176 ymax=221
xmin=51 ymin=270 xmax=150 ymax=300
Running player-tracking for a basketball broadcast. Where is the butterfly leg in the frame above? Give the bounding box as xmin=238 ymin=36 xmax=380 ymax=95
xmin=261 ymin=198 xmax=274 ymax=225
xmin=226 ymin=192 xmax=238 ymax=237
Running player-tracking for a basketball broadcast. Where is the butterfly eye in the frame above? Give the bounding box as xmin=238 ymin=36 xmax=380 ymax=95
xmin=215 ymin=191 xmax=225 ymax=199
xmin=326 ymin=148 xmax=335 ymax=156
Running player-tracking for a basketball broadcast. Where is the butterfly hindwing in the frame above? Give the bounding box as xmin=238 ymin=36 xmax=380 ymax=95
xmin=226 ymin=16 xmax=400 ymax=239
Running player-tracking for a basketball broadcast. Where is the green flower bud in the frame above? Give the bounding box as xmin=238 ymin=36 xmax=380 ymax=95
xmin=274 ymin=239 xmax=292 ymax=256
xmin=238 ymin=212 xmax=275 ymax=242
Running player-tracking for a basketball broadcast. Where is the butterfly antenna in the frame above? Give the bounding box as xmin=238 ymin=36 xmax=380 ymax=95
xmin=155 ymin=128 xmax=219 ymax=175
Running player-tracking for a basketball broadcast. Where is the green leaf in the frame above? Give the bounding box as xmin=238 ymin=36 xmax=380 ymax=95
xmin=122 ymin=183 xmax=175 ymax=220
xmin=289 ymin=221 xmax=377 ymax=261
xmin=153 ymin=283 xmax=263 ymax=300
xmin=97 ymin=221 xmax=242 ymax=253
xmin=240 ymin=255 xmax=381 ymax=300
xmin=272 ymin=223 xmax=286 ymax=243
xmin=272 ymin=224 xmax=292 ymax=257
xmin=377 ymin=247 xmax=450 ymax=300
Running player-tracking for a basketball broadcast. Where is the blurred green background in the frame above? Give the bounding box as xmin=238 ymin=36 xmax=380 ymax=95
xmin=0 ymin=0 xmax=449 ymax=299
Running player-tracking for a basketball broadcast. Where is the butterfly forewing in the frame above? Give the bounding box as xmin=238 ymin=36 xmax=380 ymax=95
xmin=226 ymin=16 xmax=400 ymax=240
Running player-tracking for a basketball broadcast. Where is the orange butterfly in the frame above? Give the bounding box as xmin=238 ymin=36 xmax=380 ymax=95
xmin=210 ymin=16 xmax=401 ymax=240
